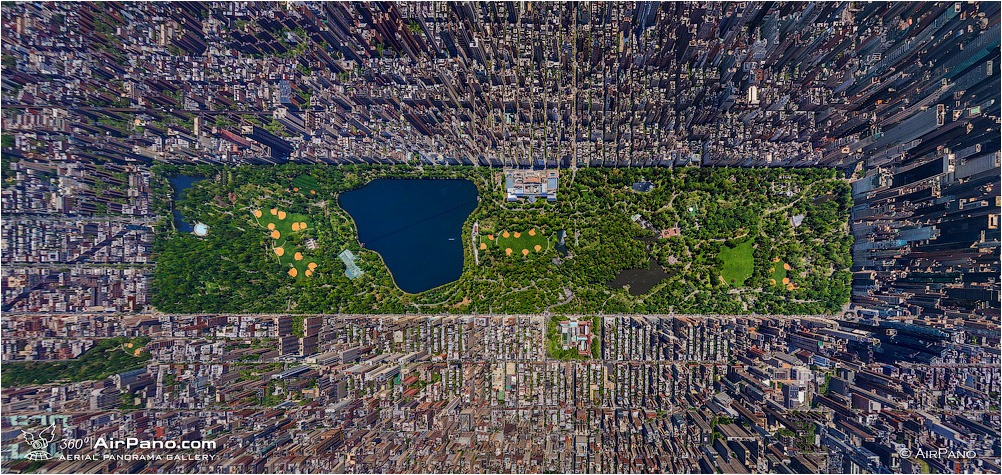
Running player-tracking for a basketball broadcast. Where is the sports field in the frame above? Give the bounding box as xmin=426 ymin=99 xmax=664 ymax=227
xmin=768 ymin=257 xmax=796 ymax=290
xmin=253 ymin=207 xmax=318 ymax=278
xmin=480 ymin=228 xmax=550 ymax=257
xmin=719 ymin=239 xmax=754 ymax=286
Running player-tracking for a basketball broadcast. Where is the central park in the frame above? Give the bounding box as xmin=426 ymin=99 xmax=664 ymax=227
xmin=151 ymin=164 xmax=853 ymax=315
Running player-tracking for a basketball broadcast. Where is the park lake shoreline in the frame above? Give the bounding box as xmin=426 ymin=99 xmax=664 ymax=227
xmin=337 ymin=178 xmax=479 ymax=294
xmin=167 ymin=175 xmax=205 ymax=233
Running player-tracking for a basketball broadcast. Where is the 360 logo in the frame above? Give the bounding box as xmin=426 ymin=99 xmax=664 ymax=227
xmin=21 ymin=425 xmax=57 ymax=461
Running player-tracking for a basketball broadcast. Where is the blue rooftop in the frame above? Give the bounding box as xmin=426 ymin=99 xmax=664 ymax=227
xmin=339 ymin=249 xmax=364 ymax=280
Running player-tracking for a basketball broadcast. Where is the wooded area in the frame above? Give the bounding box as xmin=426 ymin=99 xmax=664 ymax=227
xmin=151 ymin=164 xmax=852 ymax=315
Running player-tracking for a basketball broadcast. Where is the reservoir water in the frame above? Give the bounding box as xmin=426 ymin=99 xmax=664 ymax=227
xmin=338 ymin=179 xmax=478 ymax=293
xmin=168 ymin=175 xmax=204 ymax=233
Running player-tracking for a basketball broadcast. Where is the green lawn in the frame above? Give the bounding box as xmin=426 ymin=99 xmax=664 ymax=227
xmin=482 ymin=228 xmax=550 ymax=257
xmin=769 ymin=258 xmax=796 ymax=290
xmin=253 ymin=206 xmax=318 ymax=278
xmin=291 ymin=174 xmax=319 ymax=196
xmin=719 ymin=239 xmax=754 ymax=286
xmin=769 ymin=258 xmax=788 ymax=287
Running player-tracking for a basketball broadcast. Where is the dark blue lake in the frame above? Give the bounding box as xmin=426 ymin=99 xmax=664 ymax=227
xmin=338 ymin=179 xmax=478 ymax=293
xmin=168 ymin=175 xmax=204 ymax=233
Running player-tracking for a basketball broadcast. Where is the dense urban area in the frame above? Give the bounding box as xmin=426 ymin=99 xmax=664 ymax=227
xmin=1 ymin=1 xmax=999 ymax=474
